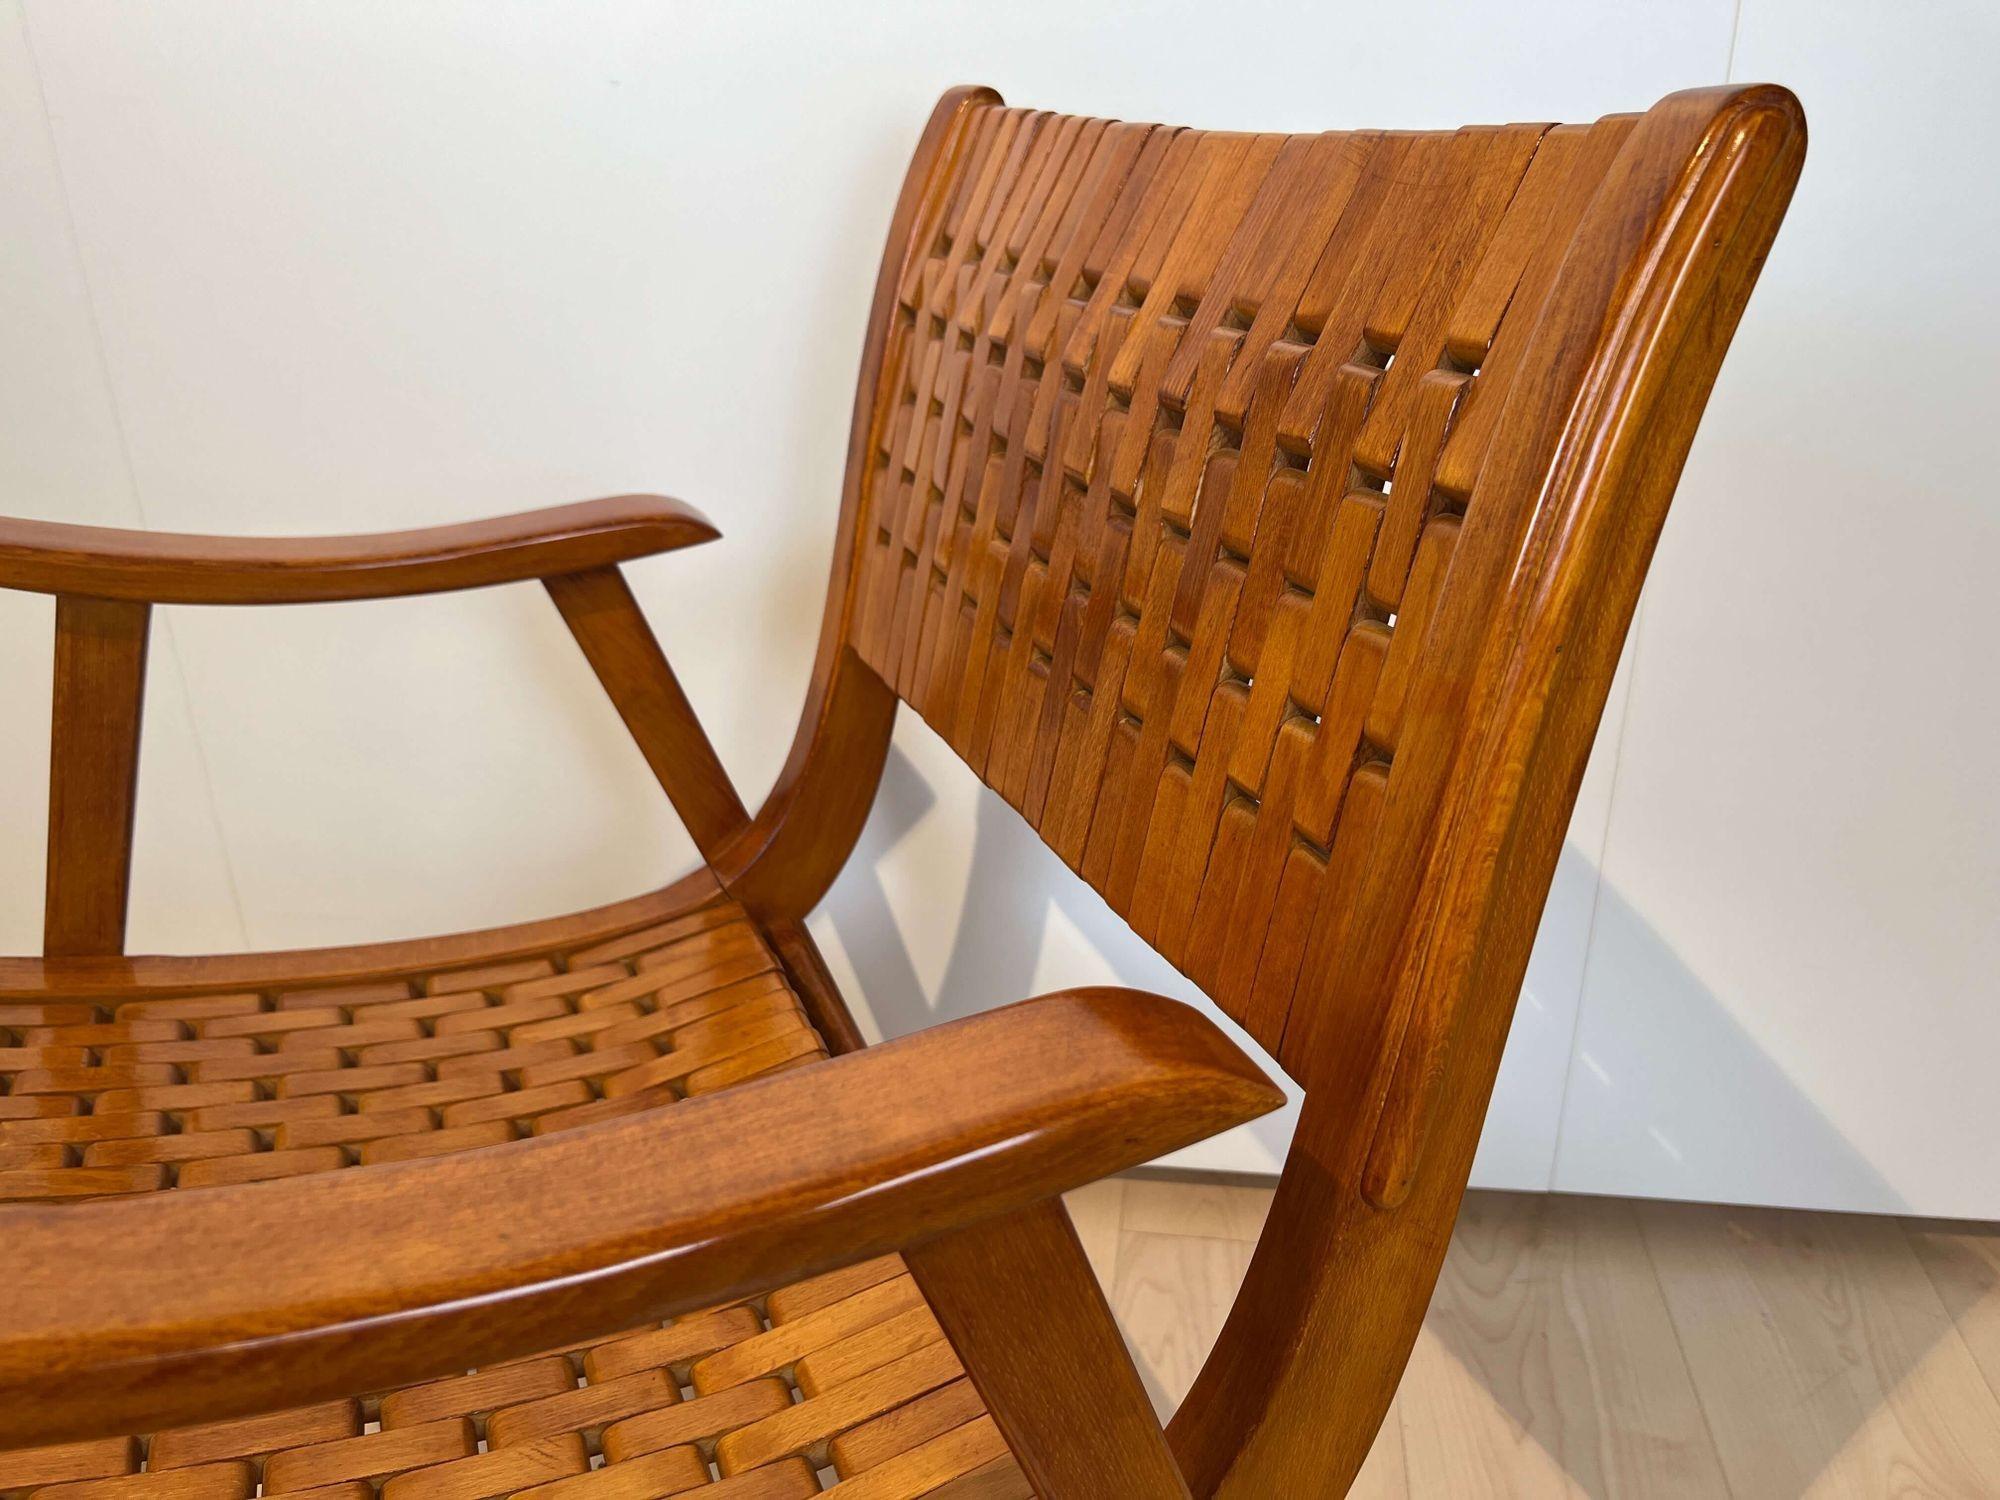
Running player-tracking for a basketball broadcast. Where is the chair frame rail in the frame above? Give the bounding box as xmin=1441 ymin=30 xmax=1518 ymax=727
xmin=0 ymin=80 xmax=1805 ymax=1497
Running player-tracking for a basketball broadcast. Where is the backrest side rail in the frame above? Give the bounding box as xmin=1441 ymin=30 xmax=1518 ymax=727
xmin=805 ymin=83 xmax=1803 ymax=1496
xmin=1167 ymin=88 xmax=1806 ymax=1496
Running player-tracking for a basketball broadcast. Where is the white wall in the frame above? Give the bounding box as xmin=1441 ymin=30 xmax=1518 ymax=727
xmin=1550 ymin=0 xmax=2000 ymax=1215
xmin=1 ymin=0 xmax=1991 ymax=1214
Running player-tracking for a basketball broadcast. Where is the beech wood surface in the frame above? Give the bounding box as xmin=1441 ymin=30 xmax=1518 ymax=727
xmin=0 ymin=989 xmax=1278 ymax=1447
xmin=0 ymin=495 xmax=716 ymax=605
xmin=0 ymin=77 xmax=1803 ymax=1497
xmin=907 ymin=1199 xmax=1192 ymax=1497
xmin=795 ymin=80 xmax=1803 ymax=1497
xmin=1166 ymin=87 xmax=1807 ymax=1497
xmin=42 ymin=597 xmax=150 ymax=959
xmin=547 ymin=565 xmax=751 ymax=862
xmin=0 ymin=890 xmax=1059 ymax=1497
xmin=0 ymin=867 xmax=719 ymax=997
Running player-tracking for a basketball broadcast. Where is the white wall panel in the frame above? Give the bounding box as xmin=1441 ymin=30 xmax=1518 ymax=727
xmin=1553 ymin=0 xmax=2000 ymax=1215
xmin=0 ymin=0 xmax=244 ymax=956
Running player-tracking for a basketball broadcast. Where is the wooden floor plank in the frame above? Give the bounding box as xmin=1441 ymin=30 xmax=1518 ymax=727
xmin=1638 ymin=1198 xmax=2000 ymax=1497
xmin=1118 ymin=1175 xmax=1275 ymax=1242
xmin=1902 ymin=1217 xmax=2000 ymax=1408
xmin=1109 ymin=1225 xmax=1255 ymax=1421
xmin=1397 ymin=1321 xmax=1600 ymax=1497
xmin=1061 ymin=1178 xmax=1127 ymax=1290
xmin=1086 ymin=1180 xmax=2000 ymax=1497
xmin=1397 ymin=1192 xmax=1729 ymax=1498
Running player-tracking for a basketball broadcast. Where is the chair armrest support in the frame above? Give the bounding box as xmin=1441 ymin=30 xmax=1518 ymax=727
xmin=0 ymin=988 xmax=1280 ymax=1446
xmin=0 ymin=494 xmax=717 ymax=604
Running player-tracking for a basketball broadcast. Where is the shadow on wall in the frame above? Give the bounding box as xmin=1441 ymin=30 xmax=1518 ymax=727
xmin=1552 ymin=871 xmax=1903 ymax=1215
xmin=812 ymin=737 xmax=1303 ymax=1171
xmin=813 ymin=725 xmax=1900 ymax=1214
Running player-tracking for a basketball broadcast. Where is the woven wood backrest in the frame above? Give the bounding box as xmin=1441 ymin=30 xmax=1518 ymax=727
xmin=845 ymin=100 xmax=1641 ymax=1064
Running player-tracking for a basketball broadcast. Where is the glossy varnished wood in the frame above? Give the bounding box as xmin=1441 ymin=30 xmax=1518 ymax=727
xmin=0 ymin=494 xmax=716 ymax=604
xmin=0 ymin=989 xmax=1279 ymax=1447
xmin=0 ymin=892 xmax=1013 ymax=1495
xmin=760 ymin=913 xmax=870 ymax=1056
xmin=783 ymin=79 xmax=1804 ymax=1497
xmin=907 ymin=1199 xmax=1191 ymax=1497
xmin=0 ymin=78 xmax=1804 ymax=1496
xmin=43 ymin=596 xmax=150 ymax=957
xmin=546 ymin=565 xmax=751 ymax=862
xmin=1168 ymin=87 xmax=1807 ymax=1497
xmin=0 ymin=866 xmax=721 ymax=997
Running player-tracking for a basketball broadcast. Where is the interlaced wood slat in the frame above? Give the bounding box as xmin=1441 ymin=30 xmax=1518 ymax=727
xmin=848 ymin=105 xmax=1634 ymax=1061
xmin=0 ymin=895 xmax=1030 ymax=1499
xmin=0 ymin=79 xmax=1805 ymax=1498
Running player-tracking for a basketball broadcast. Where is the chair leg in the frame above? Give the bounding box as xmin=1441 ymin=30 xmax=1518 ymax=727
xmin=545 ymin=565 xmax=749 ymax=862
xmin=45 ymin=595 xmax=150 ymax=957
xmin=905 ymin=1197 xmax=1191 ymax=1499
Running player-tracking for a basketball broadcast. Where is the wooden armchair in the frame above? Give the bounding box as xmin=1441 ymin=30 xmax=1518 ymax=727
xmin=0 ymin=82 xmax=1803 ymax=1497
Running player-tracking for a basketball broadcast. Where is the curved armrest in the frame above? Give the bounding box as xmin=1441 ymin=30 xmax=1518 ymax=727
xmin=0 ymin=494 xmax=716 ymax=604
xmin=0 ymin=988 xmax=1280 ymax=1446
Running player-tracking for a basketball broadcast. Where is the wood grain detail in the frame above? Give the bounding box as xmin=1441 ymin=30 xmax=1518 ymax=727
xmin=0 ymin=77 xmax=1810 ymax=1497
xmin=44 ymin=597 xmax=150 ymax=958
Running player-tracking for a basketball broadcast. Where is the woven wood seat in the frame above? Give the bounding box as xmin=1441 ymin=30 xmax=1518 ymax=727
xmin=0 ymin=888 xmax=1032 ymax=1498
xmin=0 ymin=83 xmax=1803 ymax=1496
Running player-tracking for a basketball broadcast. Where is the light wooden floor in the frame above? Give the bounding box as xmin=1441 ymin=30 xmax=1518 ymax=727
xmin=1062 ymin=1179 xmax=2000 ymax=1498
